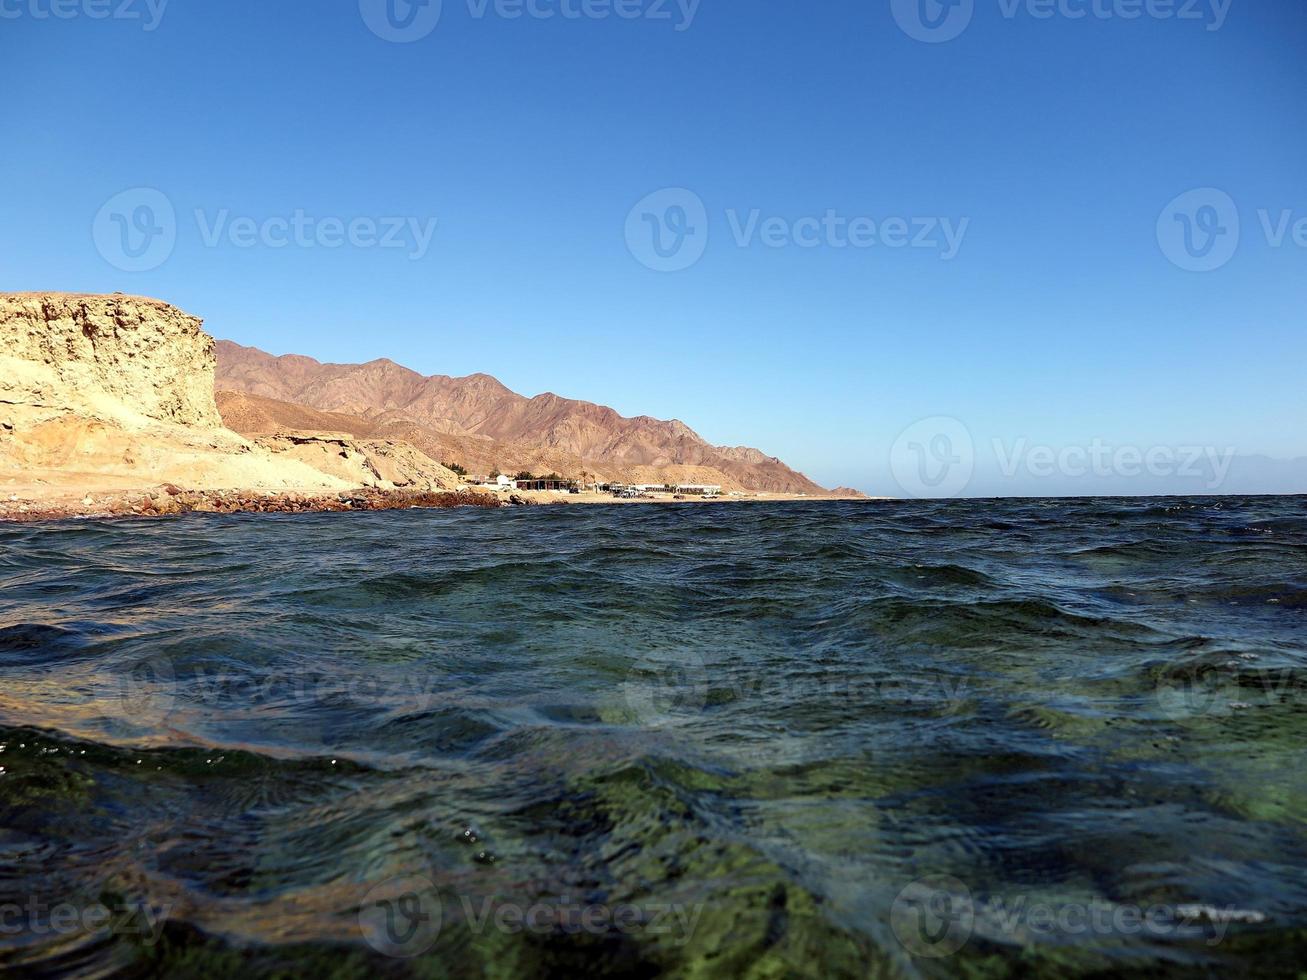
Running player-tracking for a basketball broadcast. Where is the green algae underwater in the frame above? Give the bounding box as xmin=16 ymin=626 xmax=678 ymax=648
xmin=1 ymin=497 xmax=1306 ymax=977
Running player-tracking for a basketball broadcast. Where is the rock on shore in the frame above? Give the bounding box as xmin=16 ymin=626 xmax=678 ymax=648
xmin=0 ymin=486 xmax=502 ymax=523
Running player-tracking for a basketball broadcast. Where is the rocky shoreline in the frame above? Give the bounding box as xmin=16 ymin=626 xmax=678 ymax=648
xmin=0 ymin=486 xmax=513 ymax=523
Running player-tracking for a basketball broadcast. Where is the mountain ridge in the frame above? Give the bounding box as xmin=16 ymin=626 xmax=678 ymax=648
xmin=215 ymin=341 xmax=829 ymax=493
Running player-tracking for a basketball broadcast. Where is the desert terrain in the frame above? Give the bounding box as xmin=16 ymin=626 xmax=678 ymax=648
xmin=0 ymin=292 xmax=861 ymax=520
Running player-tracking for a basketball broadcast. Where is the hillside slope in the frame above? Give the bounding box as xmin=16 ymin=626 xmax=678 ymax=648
xmin=216 ymin=342 xmax=827 ymax=493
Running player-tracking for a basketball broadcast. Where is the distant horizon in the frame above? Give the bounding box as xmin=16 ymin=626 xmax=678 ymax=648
xmin=212 ymin=327 xmax=1307 ymax=499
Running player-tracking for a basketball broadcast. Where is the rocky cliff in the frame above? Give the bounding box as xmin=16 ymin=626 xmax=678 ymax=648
xmin=0 ymin=293 xmax=462 ymax=504
xmin=0 ymin=293 xmax=222 ymax=429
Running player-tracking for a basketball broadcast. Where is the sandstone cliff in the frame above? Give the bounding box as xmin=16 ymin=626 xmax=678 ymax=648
xmin=1 ymin=293 xmax=222 ymax=429
xmin=0 ymin=293 xmax=462 ymax=502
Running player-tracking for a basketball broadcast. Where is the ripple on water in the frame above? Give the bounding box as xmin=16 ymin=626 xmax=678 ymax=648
xmin=0 ymin=498 xmax=1305 ymax=975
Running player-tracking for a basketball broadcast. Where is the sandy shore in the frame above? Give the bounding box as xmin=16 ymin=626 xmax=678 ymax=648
xmin=0 ymin=484 xmax=871 ymax=522
xmin=480 ymin=488 xmax=873 ymax=506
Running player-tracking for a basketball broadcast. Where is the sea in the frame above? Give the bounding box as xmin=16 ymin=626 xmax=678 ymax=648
xmin=1 ymin=496 xmax=1304 ymax=977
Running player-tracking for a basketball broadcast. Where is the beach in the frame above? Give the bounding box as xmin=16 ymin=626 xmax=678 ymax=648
xmin=0 ymin=481 xmax=870 ymax=522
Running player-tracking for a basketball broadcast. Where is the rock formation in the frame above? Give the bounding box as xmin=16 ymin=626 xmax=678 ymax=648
xmin=1 ymin=292 xmax=223 ymax=429
xmin=0 ymin=291 xmax=852 ymax=518
xmin=0 ymin=293 xmax=464 ymax=507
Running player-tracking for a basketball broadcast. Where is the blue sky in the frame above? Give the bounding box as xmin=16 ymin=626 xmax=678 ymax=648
xmin=2 ymin=0 xmax=1304 ymax=495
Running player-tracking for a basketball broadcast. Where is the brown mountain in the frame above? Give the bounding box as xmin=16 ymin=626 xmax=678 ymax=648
xmin=214 ymin=341 xmax=828 ymax=493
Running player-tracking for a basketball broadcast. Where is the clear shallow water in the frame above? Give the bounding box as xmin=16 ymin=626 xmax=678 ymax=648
xmin=1 ymin=497 xmax=1305 ymax=977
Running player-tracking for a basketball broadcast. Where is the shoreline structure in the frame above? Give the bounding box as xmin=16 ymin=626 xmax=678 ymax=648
xmin=1 ymin=292 xmax=865 ymax=522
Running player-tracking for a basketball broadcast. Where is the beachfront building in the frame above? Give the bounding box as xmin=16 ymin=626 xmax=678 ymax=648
xmin=514 ymin=477 xmax=578 ymax=492
xmin=676 ymin=484 xmax=722 ymax=496
xmin=625 ymin=483 xmax=724 ymax=496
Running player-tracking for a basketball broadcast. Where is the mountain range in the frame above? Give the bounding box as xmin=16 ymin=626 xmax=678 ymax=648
xmin=214 ymin=341 xmax=833 ymax=494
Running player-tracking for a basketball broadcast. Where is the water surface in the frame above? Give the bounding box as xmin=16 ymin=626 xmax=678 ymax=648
xmin=1 ymin=498 xmax=1305 ymax=977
